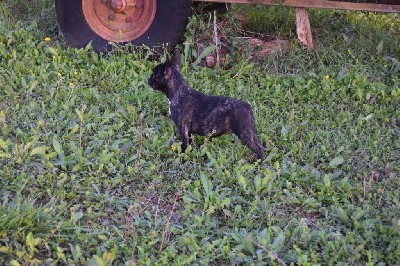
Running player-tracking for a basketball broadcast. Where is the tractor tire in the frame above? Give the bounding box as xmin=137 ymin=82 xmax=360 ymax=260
xmin=55 ymin=0 xmax=191 ymax=52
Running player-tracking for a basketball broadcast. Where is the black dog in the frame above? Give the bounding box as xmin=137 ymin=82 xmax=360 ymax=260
xmin=148 ymin=51 xmax=265 ymax=160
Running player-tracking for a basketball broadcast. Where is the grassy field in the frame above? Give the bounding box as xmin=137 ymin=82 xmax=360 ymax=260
xmin=1 ymin=1 xmax=399 ymax=265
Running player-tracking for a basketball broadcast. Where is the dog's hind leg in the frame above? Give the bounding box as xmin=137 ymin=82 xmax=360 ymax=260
xmin=232 ymin=108 xmax=265 ymax=160
xmin=235 ymin=128 xmax=265 ymax=161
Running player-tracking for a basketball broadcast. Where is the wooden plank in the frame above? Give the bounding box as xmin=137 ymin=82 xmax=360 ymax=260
xmin=296 ymin=7 xmax=314 ymax=48
xmin=193 ymin=0 xmax=400 ymax=13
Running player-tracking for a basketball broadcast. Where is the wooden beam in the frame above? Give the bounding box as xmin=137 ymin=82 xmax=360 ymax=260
xmin=296 ymin=8 xmax=314 ymax=48
xmin=193 ymin=0 xmax=400 ymax=13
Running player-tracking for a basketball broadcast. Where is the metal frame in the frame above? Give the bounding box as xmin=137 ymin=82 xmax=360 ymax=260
xmin=194 ymin=0 xmax=400 ymax=13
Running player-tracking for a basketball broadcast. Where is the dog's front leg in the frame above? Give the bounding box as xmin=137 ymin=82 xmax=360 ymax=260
xmin=179 ymin=124 xmax=191 ymax=152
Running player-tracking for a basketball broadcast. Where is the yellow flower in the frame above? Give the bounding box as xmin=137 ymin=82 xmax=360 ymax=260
xmin=74 ymin=71 xmax=78 ymax=76
xmin=171 ymin=145 xmax=177 ymax=152
xmin=325 ymin=75 xmax=330 ymax=80
xmin=57 ymin=72 xmax=62 ymax=77
xmin=69 ymin=82 xmax=74 ymax=87
xmin=37 ymin=120 xmax=44 ymax=127
xmin=44 ymin=37 xmax=51 ymax=42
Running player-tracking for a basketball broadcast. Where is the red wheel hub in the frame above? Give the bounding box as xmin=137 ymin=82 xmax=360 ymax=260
xmin=82 ymin=0 xmax=157 ymax=42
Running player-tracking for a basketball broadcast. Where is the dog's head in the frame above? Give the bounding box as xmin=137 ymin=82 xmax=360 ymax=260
xmin=148 ymin=50 xmax=182 ymax=94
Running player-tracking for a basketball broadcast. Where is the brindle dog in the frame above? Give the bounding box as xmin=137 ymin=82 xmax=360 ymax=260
xmin=148 ymin=51 xmax=265 ymax=160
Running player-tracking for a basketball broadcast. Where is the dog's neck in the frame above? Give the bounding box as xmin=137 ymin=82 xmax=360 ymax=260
xmin=165 ymin=70 xmax=190 ymax=101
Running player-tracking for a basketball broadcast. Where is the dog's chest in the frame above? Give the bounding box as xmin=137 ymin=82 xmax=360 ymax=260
xmin=167 ymin=97 xmax=192 ymax=123
xmin=168 ymin=100 xmax=171 ymax=116
xmin=167 ymin=100 xmax=180 ymax=120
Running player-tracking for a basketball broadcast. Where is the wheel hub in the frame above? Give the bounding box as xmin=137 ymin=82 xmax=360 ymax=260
xmin=110 ymin=0 xmax=127 ymax=12
xmin=82 ymin=0 xmax=157 ymax=42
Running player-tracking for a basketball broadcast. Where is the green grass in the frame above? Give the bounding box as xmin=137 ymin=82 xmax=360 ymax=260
xmin=1 ymin=1 xmax=399 ymax=265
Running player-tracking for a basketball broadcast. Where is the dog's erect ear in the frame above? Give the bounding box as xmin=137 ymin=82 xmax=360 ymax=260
xmin=164 ymin=67 xmax=172 ymax=80
xmin=170 ymin=50 xmax=181 ymax=71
